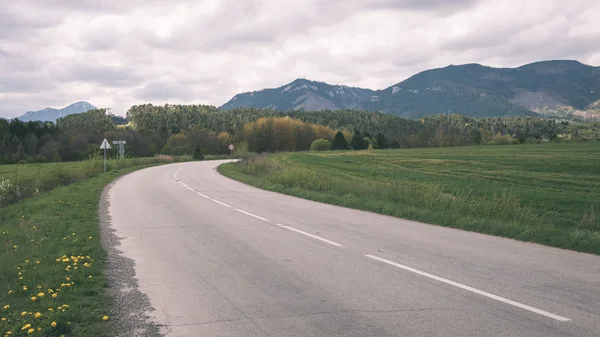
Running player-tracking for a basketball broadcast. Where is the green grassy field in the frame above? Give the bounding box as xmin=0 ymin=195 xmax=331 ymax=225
xmin=219 ymin=142 xmax=600 ymax=254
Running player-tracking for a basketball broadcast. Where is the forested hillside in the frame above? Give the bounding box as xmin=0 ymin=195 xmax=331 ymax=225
xmin=1 ymin=104 xmax=599 ymax=164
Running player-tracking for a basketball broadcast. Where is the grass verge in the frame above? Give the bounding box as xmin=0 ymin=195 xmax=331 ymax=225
xmin=218 ymin=143 xmax=600 ymax=255
xmin=0 ymin=164 xmax=161 ymax=337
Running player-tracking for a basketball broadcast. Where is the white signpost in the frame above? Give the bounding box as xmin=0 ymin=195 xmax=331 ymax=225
xmin=99 ymin=138 xmax=111 ymax=172
xmin=112 ymin=140 xmax=127 ymax=160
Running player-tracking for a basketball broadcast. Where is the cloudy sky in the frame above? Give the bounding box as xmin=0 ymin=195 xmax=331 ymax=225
xmin=1 ymin=0 xmax=599 ymax=118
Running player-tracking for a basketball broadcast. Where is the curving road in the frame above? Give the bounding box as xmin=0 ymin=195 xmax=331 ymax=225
xmin=106 ymin=160 xmax=600 ymax=337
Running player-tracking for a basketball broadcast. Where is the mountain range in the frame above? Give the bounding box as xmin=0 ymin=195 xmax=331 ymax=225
xmin=221 ymin=60 xmax=600 ymax=119
xmin=18 ymin=101 xmax=97 ymax=122
xmin=10 ymin=60 xmax=600 ymax=122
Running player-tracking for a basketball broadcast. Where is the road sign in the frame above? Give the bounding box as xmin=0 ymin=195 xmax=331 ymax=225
xmin=100 ymin=139 xmax=111 ymax=149
xmin=100 ymin=138 xmax=111 ymax=173
xmin=229 ymin=144 xmax=235 ymax=151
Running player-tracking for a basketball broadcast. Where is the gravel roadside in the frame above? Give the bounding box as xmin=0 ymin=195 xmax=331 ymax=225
xmin=99 ymin=175 xmax=163 ymax=337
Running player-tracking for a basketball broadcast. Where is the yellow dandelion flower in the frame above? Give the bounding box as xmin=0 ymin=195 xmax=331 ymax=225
xmin=27 ymin=328 xmax=34 ymax=334
xmin=51 ymin=322 xmax=57 ymax=327
xmin=52 ymin=294 xmax=57 ymax=298
xmin=7 ymin=290 xmax=12 ymax=294
xmin=25 ymin=260 xmax=29 ymax=263
xmin=88 ymin=275 xmax=92 ymax=279
xmin=30 ymin=297 xmax=36 ymax=301
xmin=37 ymin=292 xmax=44 ymax=298
xmin=32 ymin=226 xmax=36 ymax=229
xmin=88 ymin=236 xmax=92 ymax=239
xmin=2 ymin=305 xmax=8 ymax=309
xmin=57 ymin=306 xmax=62 ymax=310
xmin=37 ymin=328 xmax=41 ymax=332
xmin=102 ymin=315 xmax=109 ymax=321
xmin=65 ymin=277 xmax=70 ymax=281
xmin=74 ymin=267 xmax=78 ymax=270
xmin=22 ymin=286 xmax=27 ymax=291
xmin=21 ymin=312 xmax=26 ymax=316
xmin=37 ymin=286 xmax=42 ymax=289
xmin=35 ymin=261 xmax=40 ymax=264
xmin=13 ymin=246 xmax=17 ymax=249
xmin=48 ymin=308 xmax=54 ymax=312
xmin=18 ymin=272 xmax=21 ymax=276
xmin=48 ymin=289 xmax=53 ymax=293
xmin=21 ymin=324 xmax=31 ymax=330
xmin=61 ymin=258 xmax=69 ymax=263
xmin=1 ymin=318 xmax=5 ymax=321
xmin=63 ymin=304 xmax=69 ymax=308
xmin=34 ymin=312 xmax=41 ymax=318
xmin=19 ymin=277 xmax=23 ymax=280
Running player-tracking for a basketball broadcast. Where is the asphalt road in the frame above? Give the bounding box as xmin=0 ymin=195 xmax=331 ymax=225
xmin=106 ymin=160 xmax=600 ymax=337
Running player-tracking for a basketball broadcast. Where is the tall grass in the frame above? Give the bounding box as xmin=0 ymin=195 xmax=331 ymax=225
xmin=0 ymin=153 xmax=191 ymax=207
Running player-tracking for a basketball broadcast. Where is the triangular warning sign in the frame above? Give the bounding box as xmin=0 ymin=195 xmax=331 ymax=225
xmin=100 ymin=138 xmax=111 ymax=149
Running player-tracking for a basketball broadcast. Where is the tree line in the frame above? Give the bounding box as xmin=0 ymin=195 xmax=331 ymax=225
xmin=1 ymin=104 xmax=599 ymax=164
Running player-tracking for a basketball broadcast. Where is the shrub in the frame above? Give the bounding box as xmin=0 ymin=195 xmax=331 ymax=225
xmin=489 ymin=133 xmax=516 ymax=145
xmin=310 ymin=139 xmax=332 ymax=151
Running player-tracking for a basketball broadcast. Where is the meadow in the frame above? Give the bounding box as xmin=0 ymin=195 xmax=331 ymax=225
xmin=219 ymin=142 xmax=600 ymax=254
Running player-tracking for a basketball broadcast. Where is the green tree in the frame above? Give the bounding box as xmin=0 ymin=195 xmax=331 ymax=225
xmin=332 ymin=131 xmax=348 ymax=150
xmin=351 ymin=128 xmax=365 ymax=150
xmin=375 ymin=132 xmax=388 ymax=149
xmin=193 ymin=145 xmax=204 ymax=160
xmin=310 ymin=138 xmax=331 ymax=151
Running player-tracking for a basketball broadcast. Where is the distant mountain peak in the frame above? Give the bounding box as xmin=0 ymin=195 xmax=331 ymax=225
xmin=18 ymin=101 xmax=97 ymax=122
xmin=221 ymin=78 xmax=374 ymax=112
